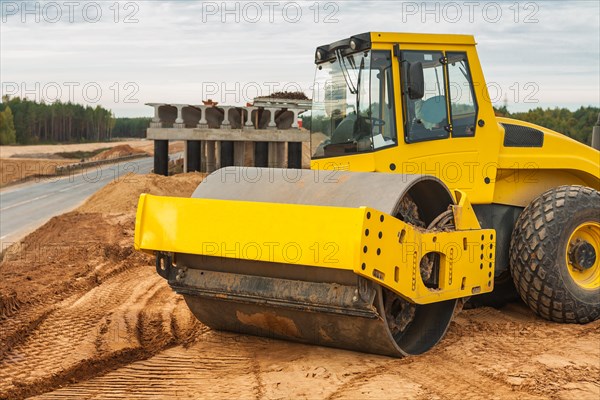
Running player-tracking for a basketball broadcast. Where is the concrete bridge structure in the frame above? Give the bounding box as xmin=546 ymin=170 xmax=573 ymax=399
xmin=146 ymin=100 xmax=311 ymax=175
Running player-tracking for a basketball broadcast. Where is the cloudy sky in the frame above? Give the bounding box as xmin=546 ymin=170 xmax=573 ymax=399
xmin=1 ymin=0 xmax=598 ymax=117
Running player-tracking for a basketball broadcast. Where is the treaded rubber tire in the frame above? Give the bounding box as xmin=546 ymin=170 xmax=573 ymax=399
xmin=509 ymin=185 xmax=600 ymax=323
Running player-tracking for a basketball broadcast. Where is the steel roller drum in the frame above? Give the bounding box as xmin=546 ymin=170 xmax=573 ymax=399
xmin=170 ymin=167 xmax=458 ymax=357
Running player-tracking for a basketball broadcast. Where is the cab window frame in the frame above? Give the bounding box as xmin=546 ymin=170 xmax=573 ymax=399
xmin=400 ymin=50 xmax=451 ymax=144
xmin=446 ymin=51 xmax=479 ymax=138
xmin=400 ymin=49 xmax=479 ymax=144
xmin=369 ymin=49 xmax=398 ymax=152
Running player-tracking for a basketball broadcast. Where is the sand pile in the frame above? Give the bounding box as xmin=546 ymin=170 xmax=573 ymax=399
xmin=79 ymin=172 xmax=204 ymax=213
xmin=90 ymin=144 xmax=148 ymax=161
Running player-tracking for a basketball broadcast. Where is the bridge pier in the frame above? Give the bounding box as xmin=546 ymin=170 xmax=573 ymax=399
xmin=154 ymin=140 xmax=169 ymax=176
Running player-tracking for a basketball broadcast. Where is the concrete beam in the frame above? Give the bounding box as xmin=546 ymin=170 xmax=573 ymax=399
xmin=147 ymin=128 xmax=310 ymax=142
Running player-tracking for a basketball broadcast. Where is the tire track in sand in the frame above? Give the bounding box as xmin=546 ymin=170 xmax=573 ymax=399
xmin=35 ymin=334 xmax=259 ymax=400
xmin=0 ymin=265 xmax=199 ymax=399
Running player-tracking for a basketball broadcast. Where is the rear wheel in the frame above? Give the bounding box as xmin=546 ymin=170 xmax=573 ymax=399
xmin=509 ymin=186 xmax=600 ymax=323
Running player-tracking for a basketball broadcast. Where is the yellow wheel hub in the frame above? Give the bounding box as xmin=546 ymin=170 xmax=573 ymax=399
xmin=566 ymin=222 xmax=600 ymax=290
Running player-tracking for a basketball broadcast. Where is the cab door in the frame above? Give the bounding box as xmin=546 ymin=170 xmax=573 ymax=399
xmin=391 ymin=46 xmax=499 ymax=204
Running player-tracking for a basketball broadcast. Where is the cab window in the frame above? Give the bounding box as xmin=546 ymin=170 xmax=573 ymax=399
xmin=370 ymin=50 xmax=397 ymax=149
xmin=401 ymin=51 xmax=449 ymax=143
xmin=447 ymin=52 xmax=477 ymax=137
xmin=310 ymin=50 xmax=397 ymax=158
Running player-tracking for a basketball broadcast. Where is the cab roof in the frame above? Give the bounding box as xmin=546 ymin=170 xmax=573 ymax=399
xmin=369 ymin=32 xmax=476 ymax=45
xmin=315 ymin=32 xmax=476 ymax=64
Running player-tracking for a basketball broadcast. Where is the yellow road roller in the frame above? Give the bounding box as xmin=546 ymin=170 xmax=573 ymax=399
xmin=135 ymin=32 xmax=600 ymax=356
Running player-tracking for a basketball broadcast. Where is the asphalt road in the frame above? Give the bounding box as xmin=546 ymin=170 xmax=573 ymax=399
xmin=0 ymin=156 xmax=162 ymax=248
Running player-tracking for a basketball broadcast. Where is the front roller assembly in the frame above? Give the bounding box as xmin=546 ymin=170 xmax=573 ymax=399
xmin=136 ymin=167 xmax=496 ymax=356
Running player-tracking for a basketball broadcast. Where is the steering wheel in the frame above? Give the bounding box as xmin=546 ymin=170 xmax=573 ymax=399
xmin=364 ymin=116 xmax=386 ymax=127
xmin=353 ymin=116 xmax=386 ymax=140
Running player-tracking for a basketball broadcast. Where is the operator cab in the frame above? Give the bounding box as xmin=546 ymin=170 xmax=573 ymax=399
xmin=309 ymin=33 xmax=479 ymax=159
xmin=310 ymin=34 xmax=397 ymax=158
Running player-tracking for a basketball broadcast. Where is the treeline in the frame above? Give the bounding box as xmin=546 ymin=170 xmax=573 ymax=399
xmin=0 ymin=106 xmax=17 ymax=145
xmin=112 ymin=117 xmax=152 ymax=138
xmin=0 ymin=96 xmax=152 ymax=145
xmin=0 ymin=96 xmax=116 ymax=145
xmin=495 ymin=106 xmax=599 ymax=145
xmin=1 ymin=95 xmax=598 ymax=146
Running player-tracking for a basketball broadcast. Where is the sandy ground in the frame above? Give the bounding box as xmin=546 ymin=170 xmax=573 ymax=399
xmin=0 ymin=140 xmax=183 ymax=159
xmin=0 ymin=159 xmax=74 ymax=187
xmin=0 ymin=141 xmax=183 ymax=187
xmin=0 ymin=173 xmax=598 ymax=400
xmin=0 ymin=141 xmax=152 ymax=159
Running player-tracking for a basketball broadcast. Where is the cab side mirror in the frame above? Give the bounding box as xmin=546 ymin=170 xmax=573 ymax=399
xmin=407 ymin=62 xmax=424 ymax=100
